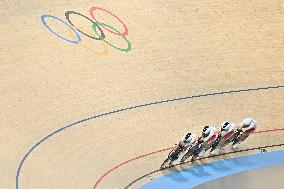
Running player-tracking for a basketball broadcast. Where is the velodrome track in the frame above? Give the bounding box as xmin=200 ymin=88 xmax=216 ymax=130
xmin=0 ymin=0 xmax=284 ymax=189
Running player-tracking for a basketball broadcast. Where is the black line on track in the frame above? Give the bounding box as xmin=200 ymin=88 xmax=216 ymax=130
xmin=124 ymin=143 xmax=284 ymax=189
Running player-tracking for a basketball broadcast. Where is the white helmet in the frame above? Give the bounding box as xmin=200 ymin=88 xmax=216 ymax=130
xmin=183 ymin=132 xmax=197 ymax=144
xmin=221 ymin=121 xmax=235 ymax=134
xmin=202 ymin=125 xmax=212 ymax=138
xmin=241 ymin=118 xmax=257 ymax=128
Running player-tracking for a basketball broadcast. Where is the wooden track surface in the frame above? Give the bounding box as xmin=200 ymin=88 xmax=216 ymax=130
xmin=0 ymin=0 xmax=283 ymax=188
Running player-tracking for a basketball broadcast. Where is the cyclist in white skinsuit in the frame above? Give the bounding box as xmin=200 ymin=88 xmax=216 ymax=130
xmin=200 ymin=125 xmax=219 ymax=143
xmin=240 ymin=118 xmax=257 ymax=132
xmin=210 ymin=121 xmax=237 ymax=154
xmin=179 ymin=132 xmax=198 ymax=150
xmin=198 ymin=125 xmax=219 ymax=156
xmin=161 ymin=132 xmax=198 ymax=168
xmin=220 ymin=121 xmax=236 ymax=138
xmin=232 ymin=118 xmax=257 ymax=148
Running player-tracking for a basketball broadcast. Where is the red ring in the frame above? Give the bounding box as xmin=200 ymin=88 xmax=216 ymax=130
xmin=89 ymin=7 xmax=128 ymax=36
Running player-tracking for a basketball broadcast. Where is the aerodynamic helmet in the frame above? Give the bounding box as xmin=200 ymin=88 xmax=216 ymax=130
xmin=221 ymin=121 xmax=231 ymax=132
xmin=202 ymin=125 xmax=212 ymax=138
xmin=183 ymin=132 xmax=196 ymax=143
xmin=241 ymin=118 xmax=256 ymax=128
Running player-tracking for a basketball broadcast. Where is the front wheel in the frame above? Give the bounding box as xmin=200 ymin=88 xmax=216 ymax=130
xmin=160 ymin=156 xmax=171 ymax=169
xmin=191 ymin=153 xmax=199 ymax=162
xmin=161 ymin=145 xmax=184 ymax=168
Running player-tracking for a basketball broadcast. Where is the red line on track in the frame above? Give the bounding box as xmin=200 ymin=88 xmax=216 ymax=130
xmin=93 ymin=127 xmax=284 ymax=189
xmin=254 ymin=127 xmax=284 ymax=134
xmin=93 ymin=147 xmax=174 ymax=189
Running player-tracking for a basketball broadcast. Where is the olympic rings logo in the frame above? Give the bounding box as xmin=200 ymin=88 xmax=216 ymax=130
xmin=40 ymin=7 xmax=132 ymax=55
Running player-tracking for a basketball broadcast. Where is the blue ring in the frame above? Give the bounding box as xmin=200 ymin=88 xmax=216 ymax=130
xmin=40 ymin=14 xmax=81 ymax=44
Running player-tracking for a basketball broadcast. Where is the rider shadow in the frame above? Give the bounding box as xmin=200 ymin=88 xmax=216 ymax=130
xmin=160 ymin=166 xmax=189 ymax=182
xmin=206 ymin=157 xmax=231 ymax=172
xmin=231 ymin=155 xmax=254 ymax=167
xmin=182 ymin=161 xmax=211 ymax=177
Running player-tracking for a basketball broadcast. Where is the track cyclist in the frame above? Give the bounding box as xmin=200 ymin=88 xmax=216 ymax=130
xmin=180 ymin=132 xmax=198 ymax=150
xmin=188 ymin=125 xmax=220 ymax=159
xmin=199 ymin=125 xmax=220 ymax=155
xmin=232 ymin=118 xmax=257 ymax=148
xmin=160 ymin=132 xmax=197 ymax=168
xmin=210 ymin=121 xmax=237 ymax=154
xmin=181 ymin=125 xmax=220 ymax=162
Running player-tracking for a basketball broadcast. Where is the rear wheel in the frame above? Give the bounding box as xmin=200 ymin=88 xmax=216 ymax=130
xmin=181 ymin=145 xmax=198 ymax=163
xmin=180 ymin=150 xmax=193 ymax=163
xmin=191 ymin=153 xmax=199 ymax=162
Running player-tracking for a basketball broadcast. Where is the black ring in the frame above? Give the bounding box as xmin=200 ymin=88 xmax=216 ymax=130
xmin=65 ymin=11 xmax=105 ymax=40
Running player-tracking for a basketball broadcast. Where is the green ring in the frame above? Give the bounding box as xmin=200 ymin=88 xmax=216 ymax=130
xmin=92 ymin=22 xmax=132 ymax=52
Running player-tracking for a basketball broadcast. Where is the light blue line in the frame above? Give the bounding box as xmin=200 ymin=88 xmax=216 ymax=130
xmin=15 ymin=85 xmax=284 ymax=189
xmin=140 ymin=150 xmax=284 ymax=189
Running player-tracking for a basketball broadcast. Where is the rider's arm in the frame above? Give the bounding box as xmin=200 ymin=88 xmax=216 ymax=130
xmin=236 ymin=128 xmax=243 ymax=134
xmin=177 ymin=140 xmax=186 ymax=148
xmin=217 ymin=133 xmax=223 ymax=140
xmin=197 ymin=137 xmax=204 ymax=144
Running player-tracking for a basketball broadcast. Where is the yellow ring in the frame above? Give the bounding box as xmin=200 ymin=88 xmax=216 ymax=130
xmin=66 ymin=27 xmax=109 ymax=56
